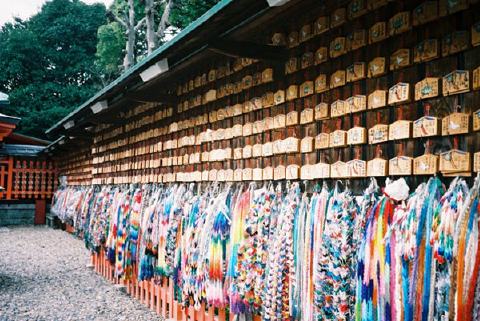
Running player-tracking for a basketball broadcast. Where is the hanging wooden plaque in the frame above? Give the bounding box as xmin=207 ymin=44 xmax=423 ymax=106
xmin=272 ymin=33 xmax=286 ymax=46
xmin=300 ymin=24 xmax=312 ymax=43
xmin=217 ymin=170 xmax=226 ymax=182
xmin=347 ymin=95 xmax=367 ymax=113
xmin=301 ymin=52 xmax=314 ymax=69
xmin=263 ymin=166 xmax=273 ymax=180
xmin=439 ymin=0 xmax=468 ymax=16
xmin=439 ymin=149 xmax=471 ymax=173
xmin=243 ymin=122 xmax=253 ymax=136
xmin=369 ymin=124 xmax=389 ymax=144
xmin=389 ymin=156 xmax=413 ymax=176
xmin=274 ymin=114 xmax=286 ymax=129
xmin=389 ymin=120 xmax=411 ymax=140
xmin=413 ymin=116 xmax=440 ymax=137
xmin=315 ymin=133 xmax=330 ymax=149
xmin=348 ymin=29 xmax=367 ymax=50
xmin=330 ymin=37 xmax=347 ymax=58
xmin=315 ymin=74 xmax=328 ymax=93
xmin=265 ymin=117 xmax=274 ymax=131
xmin=263 ymin=142 xmax=273 ymax=157
xmin=367 ymin=158 xmax=388 ymax=176
xmin=274 ymin=165 xmax=286 ymax=180
xmin=200 ymin=170 xmax=208 ymax=181
xmin=314 ymin=16 xmax=329 ymax=35
xmin=286 ymin=111 xmax=299 ymax=126
xmin=331 ymin=161 xmax=349 ymax=178
xmin=348 ymin=0 xmax=367 ymax=19
xmin=474 ymin=152 xmax=480 ymax=172
xmin=388 ymin=82 xmax=410 ymax=105
xmin=347 ymin=127 xmax=367 ymax=145
xmin=201 ymin=151 xmax=210 ymax=163
xmin=443 ymin=70 xmax=470 ymax=96
xmin=242 ymin=75 xmax=253 ymax=90
xmin=233 ymin=124 xmax=243 ymax=137
xmin=414 ymin=39 xmax=438 ymax=62
xmin=224 ymin=169 xmax=233 ymax=182
xmin=389 ymin=11 xmax=411 ymax=36
xmin=252 ymin=168 xmax=263 ymax=181
xmin=233 ymin=104 xmax=243 ymax=116
xmin=442 ymin=31 xmax=469 ymax=57
xmin=273 ymin=140 xmax=283 ymax=155
xmin=242 ymin=168 xmax=253 ymax=181
xmin=413 ymin=1 xmax=438 ymax=26
xmin=415 ymin=77 xmax=440 ymax=100
xmin=441 ymin=112 xmax=469 ymax=135
xmin=262 ymin=92 xmax=275 ymax=108
xmin=331 ymin=100 xmax=347 ymax=117
xmin=285 ymin=57 xmax=298 ymax=74
xmin=274 ymin=90 xmax=286 ymax=105
xmin=287 ymin=85 xmax=298 ymax=101
xmin=367 ymin=0 xmax=388 ymax=10
xmin=300 ymin=164 xmax=313 ymax=180
xmin=368 ymin=57 xmax=386 ymax=78
xmin=286 ymin=164 xmax=300 ymax=180
xmin=368 ymin=90 xmax=387 ymax=109
xmin=262 ymin=68 xmax=274 ymax=83
xmin=301 ymin=136 xmax=314 ymax=153
xmin=330 ymin=70 xmax=346 ymax=89
xmin=390 ymin=49 xmax=410 ymax=71
xmin=330 ymin=130 xmax=347 ymax=147
xmin=346 ymin=62 xmax=366 ymax=82
xmin=473 ymin=109 xmax=480 ymax=131
xmin=331 ymin=8 xmax=346 ymax=28
xmin=252 ymin=97 xmax=263 ymax=110
xmin=414 ymin=154 xmax=439 ymax=175
xmin=315 ymin=47 xmax=328 ymax=65
xmin=348 ymin=159 xmax=367 ymax=177
xmin=473 ymin=67 xmax=480 ymax=90
xmin=233 ymin=169 xmax=242 ymax=181
xmin=369 ymin=22 xmax=387 ymax=44
xmin=473 ymin=22 xmax=480 ymax=47
xmin=243 ymin=101 xmax=253 ymax=113
xmin=300 ymin=108 xmax=314 ymax=124
xmin=243 ymin=145 xmax=253 ymax=159
xmin=254 ymin=120 xmax=265 ymax=134
xmin=284 ymin=137 xmax=300 ymax=153
xmin=314 ymin=162 xmax=331 ymax=178
xmin=300 ymin=81 xmax=314 ymax=97
xmin=315 ymin=102 xmax=329 ymax=120
xmin=287 ymin=31 xmax=299 ymax=48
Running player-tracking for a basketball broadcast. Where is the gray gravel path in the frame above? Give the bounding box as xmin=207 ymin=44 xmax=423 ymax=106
xmin=0 ymin=226 xmax=161 ymax=321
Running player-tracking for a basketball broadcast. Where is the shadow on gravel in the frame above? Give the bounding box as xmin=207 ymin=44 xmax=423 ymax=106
xmin=0 ymin=273 xmax=23 ymax=291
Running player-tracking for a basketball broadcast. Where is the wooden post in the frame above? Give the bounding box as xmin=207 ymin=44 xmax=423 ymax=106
xmin=34 ymin=199 xmax=46 ymax=225
xmin=6 ymin=156 xmax=13 ymax=200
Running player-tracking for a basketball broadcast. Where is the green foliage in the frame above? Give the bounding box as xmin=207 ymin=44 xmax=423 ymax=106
xmin=96 ymin=22 xmax=124 ymax=81
xmin=0 ymin=0 xmax=107 ymax=138
xmin=170 ymin=0 xmax=222 ymax=29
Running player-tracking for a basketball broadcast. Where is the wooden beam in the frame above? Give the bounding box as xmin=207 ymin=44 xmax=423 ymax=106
xmin=125 ymin=92 xmax=176 ymax=105
xmin=207 ymin=39 xmax=288 ymax=62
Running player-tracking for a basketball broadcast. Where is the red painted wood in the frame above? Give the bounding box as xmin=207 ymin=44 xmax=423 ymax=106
xmin=34 ymin=199 xmax=46 ymax=225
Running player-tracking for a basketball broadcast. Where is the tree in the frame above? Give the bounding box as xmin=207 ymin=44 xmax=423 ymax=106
xmin=96 ymin=22 xmax=125 ymax=84
xmin=169 ymin=0 xmax=221 ymax=29
xmin=0 ymin=0 xmax=107 ymax=138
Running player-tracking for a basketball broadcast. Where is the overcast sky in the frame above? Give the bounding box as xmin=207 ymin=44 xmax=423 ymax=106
xmin=0 ymin=0 xmax=113 ymax=26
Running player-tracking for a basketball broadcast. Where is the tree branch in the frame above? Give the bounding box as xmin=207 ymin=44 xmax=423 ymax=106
xmin=156 ymin=0 xmax=172 ymax=38
xmin=134 ymin=17 xmax=147 ymax=31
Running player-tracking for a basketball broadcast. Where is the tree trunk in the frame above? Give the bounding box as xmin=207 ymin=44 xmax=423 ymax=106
xmin=123 ymin=0 xmax=136 ymax=70
xmin=156 ymin=0 xmax=172 ymax=40
xmin=145 ymin=0 xmax=157 ymax=55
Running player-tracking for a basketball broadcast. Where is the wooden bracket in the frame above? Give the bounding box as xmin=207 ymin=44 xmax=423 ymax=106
xmin=207 ymin=38 xmax=288 ymax=62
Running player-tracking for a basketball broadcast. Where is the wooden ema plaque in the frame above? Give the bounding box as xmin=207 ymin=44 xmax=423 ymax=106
xmin=300 ymin=81 xmax=314 ymax=97
xmin=301 ymin=136 xmax=314 ymax=153
xmin=348 ymin=127 xmax=367 ymax=145
xmin=264 ymin=117 xmax=274 ymax=131
xmin=314 ymin=16 xmax=329 ymax=35
xmin=443 ymin=70 xmax=469 ymax=96
xmin=331 ymin=161 xmax=349 ymax=178
xmin=274 ymin=165 xmax=286 ymax=180
xmin=252 ymin=168 xmax=263 ymax=181
xmin=473 ymin=109 xmax=480 ymax=131
xmin=367 ymin=158 xmax=387 ymax=177
xmin=389 ymin=120 xmax=411 ymax=140
xmin=315 ymin=133 xmax=330 ymax=149
xmin=300 ymin=108 xmax=314 ymax=124
xmin=442 ymin=112 xmax=469 ymax=136
xmin=330 ymin=37 xmax=347 ymax=58
xmin=286 ymin=85 xmax=298 ymax=101
xmin=273 ymin=140 xmax=284 ymax=154
xmin=414 ymin=154 xmax=439 ymax=175
xmin=331 ymin=8 xmax=346 ymax=28
xmin=348 ymin=95 xmax=366 ymax=113
xmin=225 ymin=169 xmax=234 ymax=182
xmin=348 ymin=159 xmax=367 ymax=178
xmin=369 ymin=124 xmax=389 ymax=144
xmin=473 ymin=22 xmax=480 ymax=47
xmin=415 ymin=77 xmax=440 ymax=100
xmin=263 ymin=142 xmax=273 ymax=157
xmin=474 ymin=67 xmax=480 ymax=90
xmin=439 ymin=150 xmax=471 ymax=175
xmin=368 ymin=0 xmax=388 ymax=10
xmin=439 ymin=0 xmax=468 ymax=16
xmin=300 ymin=24 xmax=312 ymax=43
xmin=369 ymin=22 xmax=387 ymax=44
xmin=330 ymin=130 xmax=347 ymax=147
xmin=315 ymin=74 xmax=328 ymax=93
xmin=348 ymin=0 xmax=367 ymax=19
xmin=315 ymin=162 xmax=331 ymax=178
xmin=315 ymin=47 xmax=328 ymax=65
xmin=413 ymin=116 xmax=440 ymax=137
xmin=262 ymin=68 xmax=273 ymax=83
xmin=263 ymin=166 xmax=273 ymax=180
xmin=442 ymin=31 xmax=469 ymax=57
xmin=315 ymin=103 xmax=329 ymax=120
xmin=286 ymin=164 xmax=300 ymax=180
xmin=286 ymin=111 xmax=299 ymax=126
xmin=331 ymin=100 xmax=347 ymax=118
xmin=284 ymin=137 xmax=300 ymax=153
xmin=368 ymin=57 xmax=386 ymax=78
xmin=330 ymin=70 xmax=346 ymax=89
xmin=390 ymin=49 xmax=410 ymax=71
xmin=202 ymin=170 xmax=209 ymax=182
xmin=243 ymin=123 xmax=253 ymax=136
xmin=242 ymin=168 xmax=252 ymax=181
xmin=348 ymin=29 xmax=366 ymax=50
xmin=389 ymin=11 xmax=411 ymax=36
xmin=300 ymin=164 xmax=313 ymax=180
xmin=346 ymin=62 xmax=366 ymax=82
xmin=388 ymin=83 xmax=410 ymax=105
xmin=274 ymin=90 xmax=285 ymax=105
xmin=287 ymin=31 xmax=299 ymax=48
xmin=389 ymin=156 xmax=413 ymax=176
xmin=413 ymin=1 xmax=438 ymax=26
xmin=262 ymin=92 xmax=275 ymax=107
xmin=474 ymin=152 xmax=480 ymax=172
xmin=368 ymin=90 xmax=387 ymax=109
xmin=272 ymin=33 xmax=286 ymax=46
xmin=414 ymin=39 xmax=438 ymax=63
xmin=274 ymin=114 xmax=286 ymax=129
xmin=243 ymin=145 xmax=252 ymax=159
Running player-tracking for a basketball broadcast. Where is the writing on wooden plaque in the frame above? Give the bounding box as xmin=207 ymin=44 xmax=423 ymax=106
xmin=284 ymin=137 xmax=300 ymax=153
xmin=265 ymin=117 xmax=274 ymax=131
xmin=252 ymin=168 xmax=263 ymax=181
xmin=285 ymin=57 xmax=298 ymax=74
xmin=330 ymin=130 xmax=347 ymax=147
xmin=253 ymin=144 xmax=263 ymax=158
xmin=389 ymin=120 xmax=411 ymax=140
xmin=301 ymin=136 xmax=314 ymax=153
xmin=369 ymin=124 xmax=389 ymax=144
xmin=300 ymin=164 xmax=313 ymax=180
xmin=442 ymin=31 xmax=469 ymax=57
xmin=301 ymin=52 xmax=314 ymax=69
xmin=331 ymin=161 xmax=349 ymax=178
xmin=242 ymin=168 xmax=253 ymax=181
xmin=331 ymin=100 xmax=347 ymax=118
xmin=273 ymin=140 xmax=283 ymax=154
xmin=263 ymin=166 xmax=273 ymax=180
xmin=389 ymin=156 xmax=413 ymax=176
xmin=330 ymin=37 xmax=347 ymax=58
xmin=346 ymin=62 xmax=366 ymax=82
xmin=315 ymin=162 xmax=331 ymax=178
xmin=315 ymin=133 xmax=330 ymax=149
xmin=439 ymin=149 xmax=471 ymax=174
xmin=473 ymin=67 xmax=480 ymax=90
xmin=388 ymin=82 xmax=410 ymax=105
xmin=243 ymin=122 xmax=253 ymax=136
xmin=287 ymin=85 xmax=298 ymax=101
xmin=243 ymin=145 xmax=252 ymax=159
xmin=315 ymin=102 xmax=329 ymax=120
xmin=441 ymin=112 xmax=469 ymax=135
xmin=314 ymin=16 xmax=329 ymax=35
xmin=274 ymin=165 xmax=286 ymax=180
xmin=348 ymin=0 xmax=367 ymax=19
xmin=443 ymin=70 xmax=469 ymax=95
xmin=262 ymin=68 xmax=273 ymax=83
xmin=348 ymin=95 xmax=367 ymax=113
xmin=287 ymin=31 xmax=299 ymax=48
xmin=300 ymin=81 xmax=314 ymax=97
xmin=369 ymin=22 xmax=387 ymax=44
xmin=286 ymin=165 xmax=300 ymax=180
xmin=274 ymin=90 xmax=285 ymax=105
xmin=233 ymin=169 xmax=243 ymax=182
xmin=413 ymin=116 xmax=440 ymax=137
xmin=315 ymin=47 xmax=328 ymax=65
xmin=413 ymin=1 xmax=438 ymax=26
xmin=348 ymin=159 xmax=367 ymax=177
xmin=473 ymin=109 xmax=480 ymax=131
xmin=390 ymin=49 xmax=410 ymax=71
xmin=274 ymin=114 xmax=286 ymax=129
xmin=415 ymin=77 xmax=439 ymax=100
xmin=347 ymin=127 xmax=367 ymax=145
xmin=348 ymin=29 xmax=367 ymax=50
xmin=414 ymin=39 xmax=438 ymax=63
xmin=209 ymin=169 xmax=218 ymax=182
xmin=300 ymin=24 xmax=312 ymax=43
xmin=263 ymin=142 xmax=273 ymax=157
xmin=331 ymin=8 xmax=346 ymax=28
xmin=286 ymin=110 xmax=299 ymax=126
xmin=315 ymin=74 xmax=328 ymax=93
xmin=330 ymin=70 xmax=346 ymax=89
xmin=367 ymin=158 xmax=387 ymax=177
xmin=474 ymin=152 xmax=480 ymax=172
xmin=367 ymin=0 xmax=388 ymax=10
xmin=300 ymin=108 xmax=314 ymax=124
xmin=368 ymin=90 xmax=387 ymax=109
xmin=439 ymin=0 xmax=468 ymax=16
xmin=389 ymin=11 xmax=411 ymax=35
xmin=368 ymin=57 xmax=386 ymax=78
xmin=414 ymin=154 xmax=438 ymax=175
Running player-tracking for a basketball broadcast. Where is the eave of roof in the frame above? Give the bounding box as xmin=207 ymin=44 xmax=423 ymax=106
xmin=0 ymin=144 xmax=45 ymax=157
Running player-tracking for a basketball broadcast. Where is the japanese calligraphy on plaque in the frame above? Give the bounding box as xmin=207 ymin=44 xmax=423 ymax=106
xmin=263 ymin=142 xmax=273 ymax=157
xmin=242 ymin=168 xmax=253 ymax=181
xmin=315 ymin=133 xmax=330 ymax=149
xmin=315 ymin=47 xmax=328 ymax=65
xmin=315 ymin=74 xmax=328 ymax=93
xmin=368 ymin=90 xmax=387 ymax=109
xmin=331 ymin=100 xmax=347 ymax=118
xmin=285 ymin=57 xmax=298 ymax=74
xmin=252 ymin=168 xmax=263 ymax=181
xmin=473 ymin=67 xmax=480 ymax=90
xmin=473 ymin=109 xmax=480 ymax=131
xmin=315 ymin=103 xmax=329 ymax=120
xmin=300 ymin=108 xmax=314 ymax=124
xmin=414 ymin=39 xmax=438 ymax=63
xmin=301 ymin=137 xmax=314 ymax=153
xmin=286 ymin=111 xmax=299 ymax=126
xmin=330 ymin=70 xmax=346 ymax=89
xmin=315 ymin=162 xmax=331 ymax=179
xmin=442 ymin=112 xmax=469 ymax=135
xmin=413 ymin=116 xmax=440 ymax=137
xmin=330 ymin=130 xmax=347 ymax=147
xmin=300 ymin=81 xmax=314 ymax=97
xmin=442 ymin=31 xmax=469 ymax=57
xmin=301 ymin=52 xmax=314 ymax=69
xmin=389 ymin=120 xmax=411 ymax=140
xmin=253 ymin=144 xmax=263 ymax=158
xmin=439 ymin=150 xmax=471 ymax=175
xmin=331 ymin=161 xmax=349 ymax=178
xmin=348 ymin=159 xmax=367 ymax=177
xmin=369 ymin=22 xmax=387 ymax=44
xmin=287 ymin=31 xmax=299 ymax=48
xmin=331 ymin=8 xmax=346 ymax=28
xmin=347 ymin=29 xmax=366 ymax=50
xmin=347 ymin=127 xmax=367 ymax=145
xmin=300 ymin=24 xmax=312 ymax=42
xmin=389 ymin=11 xmax=411 ymax=35
xmin=262 ymin=68 xmax=273 ymax=83
xmin=274 ymin=165 xmax=286 ymax=180
xmin=474 ymin=152 xmax=480 ymax=172
xmin=413 ymin=1 xmax=438 ymax=26
xmin=369 ymin=124 xmax=389 ymax=144
xmin=414 ymin=154 xmax=438 ymax=175
xmin=300 ymin=164 xmax=313 ymax=180
xmin=389 ymin=156 xmax=413 ymax=176
xmin=286 ymin=85 xmax=298 ymax=101
xmin=390 ymin=49 xmax=410 ymax=71
xmin=274 ymin=90 xmax=285 ymax=105
xmin=388 ymin=82 xmax=410 ymax=105
xmin=415 ymin=77 xmax=439 ymax=100
xmin=286 ymin=165 xmax=300 ymax=180
xmin=347 ymin=95 xmax=366 ymax=113
xmin=284 ymin=137 xmax=300 ymax=153
xmin=330 ymin=37 xmax=347 ymax=58
xmin=443 ymin=70 xmax=469 ymax=96
xmin=368 ymin=57 xmax=386 ymax=78
xmin=314 ymin=16 xmax=329 ymax=35
xmin=274 ymin=114 xmax=286 ymax=129
xmin=367 ymin=158 xmax=387 ymax=177
xmin=263 ymin=166 xmax=273 ymax=180
xmin=346 ymin=62 xmax=366 ymax=82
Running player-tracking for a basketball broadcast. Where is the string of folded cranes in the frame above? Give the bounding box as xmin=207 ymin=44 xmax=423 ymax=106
xmin=52 ymin=175 xmax=480 ymax=321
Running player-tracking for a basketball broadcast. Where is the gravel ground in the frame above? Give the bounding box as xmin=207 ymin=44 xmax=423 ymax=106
xmin=0 ymin=226 xmax=161 ymax=321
